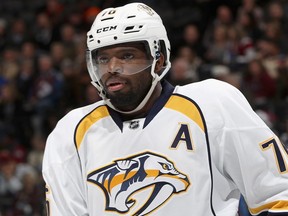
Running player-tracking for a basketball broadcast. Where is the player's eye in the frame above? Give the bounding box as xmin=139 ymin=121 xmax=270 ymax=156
xmin=121 ymin=53 xmax=134 ymax=61
xmin=96 ymin=55 xmax=109 ymax=64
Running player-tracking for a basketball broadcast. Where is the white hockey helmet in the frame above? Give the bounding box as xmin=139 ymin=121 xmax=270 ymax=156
xmin=86 ymin=2 xmax=171 ymax=113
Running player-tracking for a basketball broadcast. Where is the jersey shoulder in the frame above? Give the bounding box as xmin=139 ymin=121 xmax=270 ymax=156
xmin=175 ymin=78 xmax=241 ymax=101
xmin=57 ymin=100 xmax=106 ymax=129
xmin=174 ymin=79 xmax=264 ymax=130
xmin=43 ymin=100 xmax=106 ymax=167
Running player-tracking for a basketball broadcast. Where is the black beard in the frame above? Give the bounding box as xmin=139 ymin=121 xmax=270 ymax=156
xmin=105 ymin=76 xmax=152 ymax=111
xmin=107 ymin=91 xmax=141 ymax=111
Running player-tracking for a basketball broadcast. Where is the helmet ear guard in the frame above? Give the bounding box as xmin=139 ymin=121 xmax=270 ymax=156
xmin=86 ymin=3 xmax=171 ymax=113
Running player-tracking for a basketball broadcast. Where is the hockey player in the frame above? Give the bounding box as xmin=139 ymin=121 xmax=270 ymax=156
xmin=42 ymin=3 xmax=288 ymax=215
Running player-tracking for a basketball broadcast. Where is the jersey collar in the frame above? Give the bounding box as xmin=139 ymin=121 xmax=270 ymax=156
xmin=108 ymin=80 xmax=175 ymax=131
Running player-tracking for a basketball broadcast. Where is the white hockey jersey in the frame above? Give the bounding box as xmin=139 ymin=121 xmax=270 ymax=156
xmin=42 ymin=79 xmax=288 ymax=215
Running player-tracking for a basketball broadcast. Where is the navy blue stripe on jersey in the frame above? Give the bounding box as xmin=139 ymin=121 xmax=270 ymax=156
xmin=108 ymin=107 xmax=124 ymax=131
xmin=143 ymin=80 xmax=175 ymax=128
xmin=168 ymin=93 xmax=216 ymax=216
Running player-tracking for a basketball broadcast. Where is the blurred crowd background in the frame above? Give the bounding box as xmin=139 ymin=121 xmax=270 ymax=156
xmin=0 ymin=0 xmax=287 ymax=215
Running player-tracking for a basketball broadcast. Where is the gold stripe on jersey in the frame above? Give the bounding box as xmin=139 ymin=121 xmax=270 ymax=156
xmin=164 ymin=95 xmax=204 ymax=131
xmin=75 ymin=106 xmax=109 ymax=149
xmin=249 ymin=200 xmax=288 ymax=214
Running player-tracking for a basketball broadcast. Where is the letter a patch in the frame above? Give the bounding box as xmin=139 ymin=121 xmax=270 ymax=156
xmin=171 ymin=124 xmax=193 ymax=150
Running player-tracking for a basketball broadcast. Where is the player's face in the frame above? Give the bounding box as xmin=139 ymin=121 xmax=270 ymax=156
xmin=96 ymin=43 xmax=153 ymax=111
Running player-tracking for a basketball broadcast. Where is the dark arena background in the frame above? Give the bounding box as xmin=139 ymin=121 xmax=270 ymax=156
xmin=0 ymin=0 xmax=287 ymax=215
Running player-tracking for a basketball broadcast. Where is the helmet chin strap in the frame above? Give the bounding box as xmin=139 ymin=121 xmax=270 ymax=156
xmin=102 ymin=59 xmax=160 ymax=114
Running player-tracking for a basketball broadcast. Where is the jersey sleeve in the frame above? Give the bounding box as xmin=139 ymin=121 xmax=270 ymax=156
xmin=208 ymin=80 xmax=288 ymax=215
xmin=42 ymin=112 xmax=88 ymax=216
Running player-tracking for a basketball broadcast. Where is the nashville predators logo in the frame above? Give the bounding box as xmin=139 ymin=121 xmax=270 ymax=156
xmin=87 ymin=152 xmax=190 ymax=215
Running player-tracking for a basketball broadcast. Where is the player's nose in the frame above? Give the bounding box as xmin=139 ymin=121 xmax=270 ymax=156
xmin=107 ymin=57 xmax=123 ymax=74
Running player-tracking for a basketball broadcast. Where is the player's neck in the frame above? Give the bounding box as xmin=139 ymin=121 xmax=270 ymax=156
xmin=119 ymin=83 xmax=162 ymax=121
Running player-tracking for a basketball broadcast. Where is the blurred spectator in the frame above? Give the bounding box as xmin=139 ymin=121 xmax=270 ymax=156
xmin=235 ymin=9 xmax=263 ymax=42
xmin=176 ymin=45 xmax=202 ymax=81
xmin=7 ymin=18 xmax=30 ymax=47
xmin=237 ymin=0 xmax=264 ymax=25
xmin=50 ymin=42 xmax=66 ymax=70
xmin=0 ymin=47 xmax=20 ymax=81
xmin=180 ymin=24 xmax=206 ymax=59
xmin=0 ymin=82 xmax=31 ymax=147
xmin=209 ymin=64 xmax=243 ymax=92
xmin=44 ymin=0 xmax=64 ymax=26
xmin=263 ymin=20 xmax=288 ymax=54
xmin=242 ymin=59 xmax=276 ymax=109
xmin=256 ymin=38 xmax=282 ymax=79
xmin=224 ymin=26 xmax=256 ymax=65
xmin=265 ymin=0 xmax=287 ymax=24
xmin=0 ymin=151 xmax=22 ymax=215
xmin=29 ymin=54 xmax=63 ymax=136
xmin=20 ymin=41 xmax=38 ymax=64
xmin=168 ymin=57 xmax=196 ymax=86
xmin=73 ymin=33 xmax=88 ymax=68
xmin=16 ymin=59 xmax=35 ymax=101
xmin=27 ymin=134 xmax=45 ymax=173
xmin=14 ymin=171 xmax=45 ymax=215
xmin=15 ymin=59 xmax=36 ymax=145
xmin=275 ymin=57 xmax=288 ymax=100
xmin=264 ymin=1 xmax=288 ymax=48
xmin=205 ymin=24 xmax=230 ymax=64
xmin=0 ymin=149 xmax=45 ymax=215
xmin=65 ymin=6 xmax=86 ymax=33
xmin=59 ymin=23 xmax=79 ymax=60
xmin=203 ymin=5 xmax=234 ymax=49
xmin=272 ymin=56 xmax=288 ymax=135
xmin=59 ymin=59 xmax=83 ymax=112
xmin=0 ymin=19 xmax=8 ymax=51
xmin=32 ymin=12 xmax=57 ymax=51
xmin=210 ymin=64 xmax=231 ymax=81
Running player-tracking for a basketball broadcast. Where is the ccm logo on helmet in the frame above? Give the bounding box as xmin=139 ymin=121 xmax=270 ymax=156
xmin=96 ymin=25 xmax=117 ymax=33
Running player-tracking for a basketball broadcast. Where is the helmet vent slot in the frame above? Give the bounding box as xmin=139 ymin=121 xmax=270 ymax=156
xmin=125 ymin=26 xmax=134 ymax=31
xmin=127 ymin=15 xmax=136 ymax=18
xmin=101 ymin=17 xmax=114 ymax=21
xmin=124 ymin=25 xmax=143 ymax=34
xmin=88 ymin=34 xmax=94 ymax=42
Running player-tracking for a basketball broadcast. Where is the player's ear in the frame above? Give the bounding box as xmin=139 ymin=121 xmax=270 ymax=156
xmin=154 ymin=53 xmax=165 ymax=74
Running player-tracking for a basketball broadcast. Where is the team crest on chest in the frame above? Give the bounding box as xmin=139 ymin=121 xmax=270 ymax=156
xmin=87 ymin=152 xmax=190 ymax=215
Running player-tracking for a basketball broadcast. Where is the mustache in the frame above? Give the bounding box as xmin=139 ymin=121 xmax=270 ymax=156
xmin=105 ymin=76 xmax=127 ymax=87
